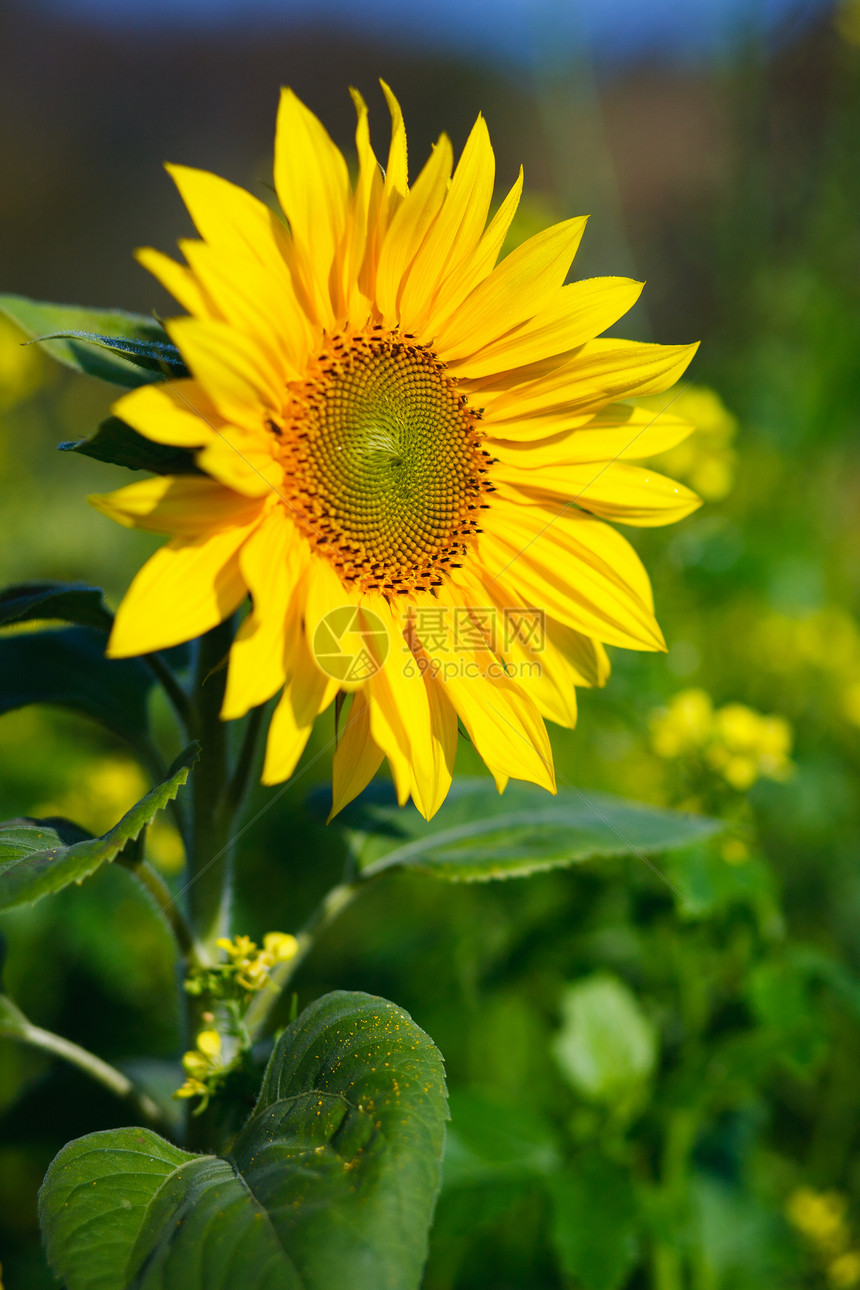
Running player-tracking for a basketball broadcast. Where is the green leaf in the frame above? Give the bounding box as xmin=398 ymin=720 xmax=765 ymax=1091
xmin=324 ymin=779 xmax=722 ymax=882
xmin=60 ymin=415 xmax=200 ymax=475
xmin=552 ymin=974 xmax=657 ymax=1111
xmin=40 ymin=991 xmax=448 ymax=1290
xmin=0 ymin=294 xmax=182 ymax=388
xmin=0 ymin=625 xmax=154 ymax=749
xmin=35 ymin=331 xmax=187 ymax=379
xmin=39 ymin=1128 xmax=196 ymax=1290
xmin=548 ymin=1149 xmax=639 ymax=1290
xmin=0 ymin=581 xmax=113 ymax=631
xmin=0 ymin=744 xmax=197 ymax=910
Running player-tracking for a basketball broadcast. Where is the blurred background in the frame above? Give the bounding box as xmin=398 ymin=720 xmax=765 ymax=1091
xmin=2 ymin=0 xmax=860 ymax=1285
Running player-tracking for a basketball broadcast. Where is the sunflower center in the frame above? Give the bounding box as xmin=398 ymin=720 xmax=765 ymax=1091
xmin=276 ymin=330 xmax=492 ymax=593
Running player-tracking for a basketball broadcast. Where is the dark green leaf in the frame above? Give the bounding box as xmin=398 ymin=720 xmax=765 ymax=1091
xmin=60 ymin=416 xmax=200 ymax=475
xmin=0 ymin=294 xmax=178 ymax=388
xmin=39 ymin=1128 xmax=196 ymax=1290
xmin=35 ymin=331 xmax=187 ymax=379
xmin=549 ymin=1149 xmax=639 ymax=1290
xmin=0 ymin=582 xmax=113 ymax=631
xmin=322 ymin=779 xmax=722 ymax=882
xmin=0 ymin=744 xmax=197 ymax=910
xmin=0 ymin=625 xmax=153 ymax=749
xmin=40 ymin=991 xmax=448 ymax=1290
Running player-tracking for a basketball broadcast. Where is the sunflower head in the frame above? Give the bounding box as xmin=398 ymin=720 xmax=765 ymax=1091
xmin=92 ymin=83 xmax=701 ymax=820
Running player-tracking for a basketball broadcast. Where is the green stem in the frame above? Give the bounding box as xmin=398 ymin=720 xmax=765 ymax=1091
xmin=245 ymin=878 xmax=363 ymax=1040
xmin=117 ymin=852 xmax=200 ymax=965
xmin=187 ymin=619 xmax=235 ymax=954
xmin=225 ymin=702 xmax=268 ymax=817
xmin=2 ymin=1014 xmax=165 ymax=1130
xmin=144 ymin=650 xmax=194 ymax=735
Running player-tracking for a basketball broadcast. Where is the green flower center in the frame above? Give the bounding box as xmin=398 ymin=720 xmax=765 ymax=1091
xmin=277 ymin=331 xmax=491 ymax=593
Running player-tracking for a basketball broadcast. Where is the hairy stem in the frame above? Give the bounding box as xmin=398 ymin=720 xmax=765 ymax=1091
xmin=187 ymin=619 xmax=235 ymax=954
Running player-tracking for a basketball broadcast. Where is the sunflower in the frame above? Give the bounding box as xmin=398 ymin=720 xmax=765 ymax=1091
xmin=93 ymin=84 xmax=700 ymax=820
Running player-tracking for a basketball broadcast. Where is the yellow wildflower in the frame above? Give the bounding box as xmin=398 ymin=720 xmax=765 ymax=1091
xmin=787 ymin=1187 xmax=849 ymax=1251
xmin=650 ymin=689 xmax=714 ymax=758
xmin=640 ymin=384 xmax=737 ymax=501
xmin=263 ymin=932 xmax=299 ymax=962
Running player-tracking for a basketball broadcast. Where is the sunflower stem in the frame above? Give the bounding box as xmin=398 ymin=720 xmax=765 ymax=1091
xmin=187 ymin=618 xmax=236 ymax=956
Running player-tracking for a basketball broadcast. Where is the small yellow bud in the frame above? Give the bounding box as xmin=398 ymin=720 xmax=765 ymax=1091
xmin=263 ymin=932 xmax=299 ymax=962
xmin=181 ymin=1051 xmax=210 ymax=1077
xmin=195 ymin=1029 xmax=221 ymax=1058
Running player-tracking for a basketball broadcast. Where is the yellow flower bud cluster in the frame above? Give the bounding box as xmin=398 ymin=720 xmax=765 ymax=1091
xmin=174 ymin=1027 xmax=223 ymax=1108
xmin=753 ymin=608 xmax=860 ymax=729
xmin=639 ymin=384 xmax=738 ymax=501
xmin=650 ymin=689 xmax=794 ymax=790
xmin=215 ymin=932 xmax=299 ymax=993
xmin=786 ymin=1187 xmax=860 ymax=1287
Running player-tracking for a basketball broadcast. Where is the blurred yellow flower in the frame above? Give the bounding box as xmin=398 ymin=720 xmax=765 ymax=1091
xmin=0 ymin=315 xmax=43 ymax=412
xmin=649 ymin=688 xmax=713 ymax=757
xmin=830 ymin=1252 xmax=860 ymax=1288
xmin=215 ymin=930 xmax=298 ymax=992
xmin=787 ymin=1187 xmax=850 ymax=1252
xmin=175 ymin=1027 xmax=224 ymax=1105
xmin=836 ymin=0 xmax=860 ymax=46
xmin=639 ymin=384 xmax=737 ymax=501
xmin=651 ymin=689 xmax=793 ymax=790
xmin=35 ymin=756 xmax=185 ymax=874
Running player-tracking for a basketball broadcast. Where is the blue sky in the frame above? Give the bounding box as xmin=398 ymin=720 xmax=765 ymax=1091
xmin=37 ymin=0 xmax=833 ymax=67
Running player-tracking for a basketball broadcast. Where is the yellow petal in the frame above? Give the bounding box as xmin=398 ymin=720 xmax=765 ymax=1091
xmin=376 ymin=135 xmax=454 ymax=326
xmin=195 ymin=430 xmax=285 ymax=499
xmin=479 ymin=504 xmax=663 ymax=651
xmin=363 ymin=597 xmax=452 ymax=821
xmin=496 ymin=461 xmax=702 ymax=526
xmin=166 ymin=317 xmax=282 ymax=424
xmin=166 ymin=164 xmax=292 ymax=273
xmin=274 ymin=89 xmax=350 ymax=325
xmin=112 ymin=380 xmax=221 ymax=449
xmin=90 ymin=476 xmax=263 ymax=534
xmin=135 ymin=247 xmax=213 ymax=318
xmin=261 ymin=630 xmax=335 ymax=785
xmin=433 ymin=217 xmax=588 ymax=358
xmin=489 ymin=401 xmax=695 ymax=456
xmin=107 ymin=525 xmax=254 ymax=657
xmin=415 ymin=582 xmax=556 ymax=792
xmin=329 ymin=690 xmax=385 ymax=820
xmin=221 ymin=513 xmax=307 ymax=721
xmin=398 ymin=115 xmax=496 ymax=327
xmin=346 ymin=88 xmax=384 ymax=311
xmin=446 ymin=277 xmax=643 ymax=379
xmin=479 ymin=339 xmax=699 ymax=423
xmin=178 ymin=239 xmax=307 ymax=378
xmin=420 ymin=168 xmax=523 ymax=340
xmin=381 ymin=81 xmax=408 ymax=201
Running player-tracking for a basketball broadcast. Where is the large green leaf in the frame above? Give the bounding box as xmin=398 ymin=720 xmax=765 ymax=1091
xmin=40 ymin=991 xmax=448 ymax=1290
xmin=0 ymin=744 xmax=197 ymax=910
xmin=0 ymin=294 xmax=183 ymax=387
xmin=0 ymin=625 xmax=154 ymax=748
xmin=60 ymin=416 xmax=200 ymax=475
xmin=324 ymin=780 xmax=722 ymax=882
xmin=0 ymin=581 xmax=113 ymax=631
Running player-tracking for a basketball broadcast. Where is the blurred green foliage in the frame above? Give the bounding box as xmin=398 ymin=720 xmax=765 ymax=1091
xmin=2 ymin=13 xmax=860 ymax=1289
